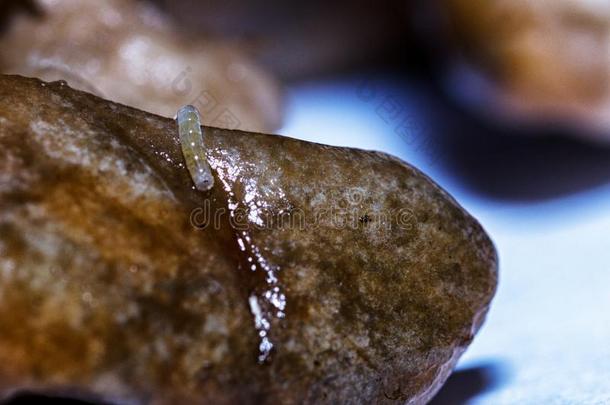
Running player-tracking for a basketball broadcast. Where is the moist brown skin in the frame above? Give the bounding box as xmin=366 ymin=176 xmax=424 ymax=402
xmin=0 ymin=75 xmax=497 ymax=404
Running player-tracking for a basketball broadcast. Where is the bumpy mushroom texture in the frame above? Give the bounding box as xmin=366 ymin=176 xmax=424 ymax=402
xmin=0 ymin=0 xmax=282 ymax=133
xmin=0 ymin=75 xmax=497 ymax=404
xmin=443 ymin=0 xmax=610 ymax=136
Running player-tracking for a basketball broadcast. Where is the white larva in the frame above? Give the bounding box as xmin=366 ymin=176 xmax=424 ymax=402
xmin=176 ymin=105 xmax=214 ymax=191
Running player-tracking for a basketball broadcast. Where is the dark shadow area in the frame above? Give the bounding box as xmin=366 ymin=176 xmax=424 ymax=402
xmin=432 ymin=110 xmax=610 ymax=202
xmin=385 ymin=64 xmax=610 ymax=202
xmin=429 ymin=362 xmax=509 ymax=405
xmin=3 ymin=392 xmax=110 ymax=405
xmin=0 ymin=0 xmax=42 ymax=34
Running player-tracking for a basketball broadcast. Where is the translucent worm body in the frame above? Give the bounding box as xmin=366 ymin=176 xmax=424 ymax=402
xmin=177 ymin=105 xmax=214 ymax=191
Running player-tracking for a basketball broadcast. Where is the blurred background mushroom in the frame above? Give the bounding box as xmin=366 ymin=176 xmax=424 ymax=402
xmin=2 ymin=0 xmax=610 ymax=138
xmin=0 ymin=0 xmax=283 ymax=132
xmin=433 ymin=0 xmax=610 ymax=140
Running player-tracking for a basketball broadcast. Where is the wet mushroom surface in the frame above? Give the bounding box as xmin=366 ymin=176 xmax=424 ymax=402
xmin=0 ymin=75 xmax=497 ymax=404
